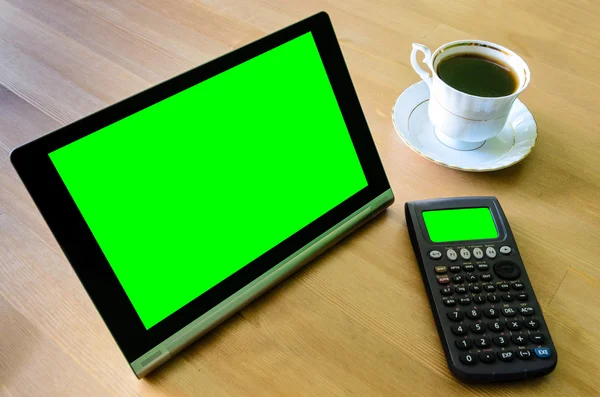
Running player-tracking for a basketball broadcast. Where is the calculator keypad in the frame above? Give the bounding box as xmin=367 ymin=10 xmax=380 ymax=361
xmin=430 ymin=244 xmax=553 ymax=368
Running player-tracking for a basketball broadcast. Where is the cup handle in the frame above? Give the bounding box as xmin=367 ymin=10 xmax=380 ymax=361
xmin=410 ymin=43 xmax=433 ymax=89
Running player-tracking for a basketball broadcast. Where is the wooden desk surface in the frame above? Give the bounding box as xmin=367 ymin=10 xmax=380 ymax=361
xmin=1 ymin=0 xmax=599 ymax=395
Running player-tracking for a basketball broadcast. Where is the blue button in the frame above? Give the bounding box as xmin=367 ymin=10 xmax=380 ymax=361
xmin=534 ymin=347 xmax=552 ymax=359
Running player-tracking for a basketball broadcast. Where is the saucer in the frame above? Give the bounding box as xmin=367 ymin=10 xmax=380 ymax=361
xmin=392 ymin=81 xmax=537 ymax=172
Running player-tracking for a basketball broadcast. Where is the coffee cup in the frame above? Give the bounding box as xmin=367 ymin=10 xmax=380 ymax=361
xmin=410 ymin=40 xmax=530 ymax=150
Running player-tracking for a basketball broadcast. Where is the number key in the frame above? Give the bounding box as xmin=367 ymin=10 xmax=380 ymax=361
xmin=484 ymin=308 xmax=499 ymax=318
xmin=460 ymin=353 xmax=477 ymax=365
xmin=470 ymin=323 xmax=485 ymax=333
xmin=451 ymin=324 xmax=468 ymax=335
xmin=475 ymin=337 xmax=491 ymax=348
xmin=488 ymin=321 xmax=504 ymax=332
xmin=493 ymin=336 xmax=509 ymax=346
xmin=447 ymin=311 xmax=464 ymax=321
xmin=456 ymin=339 xmax=473 ymax=350
xmin=466 ymin=309 xmax=482 ymax=319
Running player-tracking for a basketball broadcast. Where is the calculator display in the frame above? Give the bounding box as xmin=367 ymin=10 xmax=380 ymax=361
xmin=422 ymin=208 xmax=498 ymax=243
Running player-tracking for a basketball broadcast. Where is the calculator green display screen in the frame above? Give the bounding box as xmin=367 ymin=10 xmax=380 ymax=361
xmin=422 ymin=208 xmax=498 ymax=243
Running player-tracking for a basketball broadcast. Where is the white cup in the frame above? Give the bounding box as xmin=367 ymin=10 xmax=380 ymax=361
xmin=410 ymin=40 xmax=530 ymax=150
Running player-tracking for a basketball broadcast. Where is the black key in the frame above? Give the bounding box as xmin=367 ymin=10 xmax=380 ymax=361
xmin=511 ymin=334 xmax=528 ymax=345
xmin=470 ymin=323 xmax=485 ymax=333
xmin=512 ymin=282 xmax=525 ymax=290
xmin=473 ymin=294 xmax=486 ymax=304
xmin=469 ymin=285 xmax=482 ymax=293
xmin=441 ymin=287 xmax=453 ymax=296
xmin=466 ymin=274 xmax=478 ymax=283
xmin=498 ymin=351 xmax=515 ymax=362
xmin=454 ymin=286 xmax=467 ymax=294
xmin=463 ymin=264 xmax=475 ymax=272
xmin=516 ymin=292 xmax=529 ymax=301
xmin=487 ymin=294 xmax=500 ymax=303
xmin=484 ymin=308 xmax=499 ymax=318
xmin=498 ymin=283 xmax=510 ymax=291
xmin=516 ymin=349 xmax=533 ymax=360
xmin=506 ymin=320 xmax=523 ymax=330
xmin=488 ymin=321 xmax=504 ymax=332
xmin=519 ymin=307 xmax=535 ymax=316
xmin=459 ymin=297 xmax=471 ymax=305
xmin=452 ymin=275 xmax=464 ymax=283
xmin=447 ymin=311 xmax=464 ymax=321
xmin=460 ymin=353 xmax=477 ymax=365
xmin=477 ymin=263 xmax=489 ymax=271
xmin=474 ymin=337 xmax=491 ymax=348
xmin=529 ymin=333 xmax=545 ymax=344
xmin=494 ymin=260 xmax=522 ymax=280
xmin=502 ymin=293 xmax=515 ymax=302
xmin=525 ymin=318 xmax=540 ymax=330
xmin=466 ymin=308 xmax=482 ymax=319
xmin=502 ymin=307 xmax=517 ymax=317
xmin=478 ymin=351 xmax=496 ymax=363
xmin=480 ymin=273 xmax=493 ymax=282
xmin=451 ymin=324 xmax=468 ymax=335
xmin=449 ymin=265 xmax=462 ymax=273
xmin=456 ymin=339 xmax=473 ymax=350
xmin=484 ymin=284 xmax=496 ymax=292
xmin=443 ymin=298 xmax=456 ymax=307
xmin=493 ymin=335 xmax=509 ymax=346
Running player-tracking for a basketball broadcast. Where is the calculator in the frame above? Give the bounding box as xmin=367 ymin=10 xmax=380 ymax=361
xmin=405 ymin=197 xmax=557 ymax=382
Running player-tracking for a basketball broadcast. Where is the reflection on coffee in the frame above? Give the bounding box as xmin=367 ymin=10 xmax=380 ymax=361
xmin=437 ymin=54 xmax=518 ymax=97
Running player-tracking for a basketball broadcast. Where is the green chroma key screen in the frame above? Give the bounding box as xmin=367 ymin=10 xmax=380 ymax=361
xmin=49 ymin=33 xmax=368 ymax=329
xmin=422 ymin=208 xmax=498 ymax=243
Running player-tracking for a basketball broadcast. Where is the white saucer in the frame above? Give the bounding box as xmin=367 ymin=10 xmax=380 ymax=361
xmin=392 ymin=81 xmax=537 ymax=172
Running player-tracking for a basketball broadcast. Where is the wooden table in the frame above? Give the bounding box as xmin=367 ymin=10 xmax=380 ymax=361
xmin=1 ymin=1 xmax=599 ymax=395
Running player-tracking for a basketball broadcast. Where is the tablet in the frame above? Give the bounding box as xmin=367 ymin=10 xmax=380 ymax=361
xmin=11 ymin=12 xmax=393 ymax=377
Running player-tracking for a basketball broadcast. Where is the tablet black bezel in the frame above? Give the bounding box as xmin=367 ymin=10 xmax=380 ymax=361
xmin=11 ymin=12 xmax=391 ymax=363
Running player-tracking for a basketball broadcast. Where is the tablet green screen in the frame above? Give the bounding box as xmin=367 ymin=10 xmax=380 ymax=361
xmin=49 ymin=32 xmax=368 ymax=329
xmin=422 ymin=208 xmax=498 ymax=243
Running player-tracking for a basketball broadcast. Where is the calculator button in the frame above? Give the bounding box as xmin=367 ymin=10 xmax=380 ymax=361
xmin=476 ymin=263 xmax=489 ymax=271
xmin=511 ymin=335 xmax=527 ymax=345
xmin=466 ymin=274 xmax=478 ymax=283
xmin=451 ymin=324 xmax=468 ymax=335
xmin=474 ymin=337 xmax=491 ymax=348
xmin=462 ymin=264 xmax=475 ymax=272
xmin=429 ymin=250 xmax=442 ymax=259
xmin=519 ymin=307 xmax=535 ymax=316
xmin=480 ymin=273 xmax=492 ymax=282
xmin=525 ymin=319 xmax=541 ymax=330
xmin=459 ymin=297 xmax=471 ymax=305
xmin=469 ymin=285 xmax=482 ymax=293
xmin=473 ymin=295 xmax=486 ymax=304
xmin=460 ymin=353 xmax=477 ymax=365
xmin=502 ymin=307 xmax=517 ymax=316
xmin=454 ymin=286 xmax=467 ymax=294
xmin=534 ymin=347 xmax=552 ymax=359
xmin=487 ymin=294 xmax=500 ymax=303
xmin=440 ymin=287 xmax=453 ymax=296
xmin=446 ymin=249 xmax=458 ymax=261
xmin=456 ymin=339 xmax=473 ymax=350
xmin=485 ymin=247 xmax=497 ymax=258
xmin=460 ymin=248 xmax=471 ymax=260
xmin=443 ymin=298 xmax=457 ymax=307
xmin=484 ymin=308 xmax=499 ymax=318
xmin=506 ymin=320 xmax=523 ymax=330
xmin=498 ymin=351 xmax=515 ymax=362
xmin=502 ymin=293 xmax=515 ymax=302
xmin=516 ymin=292 xmax=529 ymax=301
xmin=529 ymin=334 xmax=545 ymax=344
xmin=449 ymin=265 xmax=461 ymax=273
xmin=473 ymin=247 xmax=484 ymax=259
xmin=493 ymin=335 xmax=509 ymax=346
xmin=500 ymin=246 xmax=512 ymax=255
xmin=447 ymin=311 xmax=464 ymax=321
xmin=512 ymin=282 xmax=525 ymax=290
xmin=434 ymin=266 xmax=447 ymax=274
xmin=452 ymin=275 xmax=464 ymax=283
xmin=516 ymin=349 xmax=533 ymax=360
xmin=488 ymin=321 xmax=504 ymax=332
xmin=493 ymin=260 xmax=521 ymax=280
xmin=470 ymin=323 xmax=485 ymax=333
xmin=498 ymin=283 xmax=510 ymax=291
xmin=478 ymin=351 xmax=496 ymax=363
xmin=437 ymin=275 xmax=450 ymax=285
xmin=484 ymin=284 xmax=496 ymax=292
xmin=466 ymin=309 xmax=482 ymax=319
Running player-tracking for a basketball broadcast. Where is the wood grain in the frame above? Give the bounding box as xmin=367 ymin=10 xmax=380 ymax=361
xmin=1 ymin=0 xmax=599 ymax=395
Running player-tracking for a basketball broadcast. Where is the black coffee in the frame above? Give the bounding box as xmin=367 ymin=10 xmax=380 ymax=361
xmin=436 ymin=54 xmax=518 ymax=97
